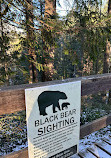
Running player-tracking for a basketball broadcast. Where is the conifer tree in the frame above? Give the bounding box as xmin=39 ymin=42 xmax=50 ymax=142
xmin=25 ymin=0 xmax=38 ymax=83
xmin=41 ymin=0 xmax=57 ymax=81
xmin=0 ymin=0 xmax=10 ymax=85
xmin=103 ymin=0 xmax=111 ymax=73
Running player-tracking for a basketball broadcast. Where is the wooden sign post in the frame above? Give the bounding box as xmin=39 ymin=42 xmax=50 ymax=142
xmin=25 ymin=81 xmax=81 ymax=158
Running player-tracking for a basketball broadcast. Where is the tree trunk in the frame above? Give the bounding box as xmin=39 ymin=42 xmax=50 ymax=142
xmin=41 ymin=0 xmax=56 ymax=81
xmin=108 ymin=0 xmax=111 ymax=14
xmin=45 ymin=0 xmax=56 ymax=17
xmin=25 ymin=0 xmax=38 ymax=83
xmin=103 ymin=0 xmax=111 ymax=74
xmin=103 ymin=0 xmax=111 ymax=103
xmin=0 ymin=2 xmax=9 ymax=85
xmin=103 ymin=39 xmax=110 ymax=73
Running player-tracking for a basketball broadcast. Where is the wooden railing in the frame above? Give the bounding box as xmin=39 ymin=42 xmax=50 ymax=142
xmin=0 ymin=73 xmax=111 ymax=158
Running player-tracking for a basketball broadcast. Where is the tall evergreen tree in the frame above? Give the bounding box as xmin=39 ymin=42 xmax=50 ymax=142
xmin=103 ymin=0 xmax=111 ymax=73
xmin=0 ymin=0 xmax=11 ymax=85
xmin=41 ymin=0 xmax=57 ymax=81
xmin=25 ymin=0 xmax=38 ymax=83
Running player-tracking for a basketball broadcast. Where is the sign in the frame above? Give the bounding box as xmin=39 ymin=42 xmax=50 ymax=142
xmin=25 ymin=81 xmax=81 ymax=158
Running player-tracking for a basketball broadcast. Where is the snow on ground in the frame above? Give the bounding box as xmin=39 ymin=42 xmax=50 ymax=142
xmin=1 ymin=125 xmax=110 ymax=156
xmin=0 ymin=108 xmax=110 ymax=156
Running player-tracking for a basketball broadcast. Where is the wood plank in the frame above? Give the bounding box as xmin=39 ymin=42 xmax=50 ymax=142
xmin=80 ymin=113 xmax=111 ymax=138
xmin=81 ymin=73 xmax=111 ymax=96
xmin=0 ymin=89 xmax=25 ymax=115
xmin=0 ymin=148 xmax=28 ymax=158
xmin=1 ymin=73 xmax=111 ymax=115
xmin=95 ymin=142 xmax=111 ymax=156
xmin=87 ymin=144 xmax=111 ymax=158
xmin=78 ymin=150 xmax=97 ymax=158
xmin=102 ymin=137 xmax=111 ymax=145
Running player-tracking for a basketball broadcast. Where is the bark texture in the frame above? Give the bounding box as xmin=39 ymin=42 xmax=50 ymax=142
xmin=25 ymin=0 xmax=38 ymax=83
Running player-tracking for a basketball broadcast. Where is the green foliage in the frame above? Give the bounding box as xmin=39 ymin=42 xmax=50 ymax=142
xmin=0 ymin=111 xmax=27 ymax=156
xmin=81 ymin=92 xmax=111 ymax=125
xmin=62 ymin=0 xmax=111 ymax=76
xmin=0 ymin=0 xmax=111 ymax=83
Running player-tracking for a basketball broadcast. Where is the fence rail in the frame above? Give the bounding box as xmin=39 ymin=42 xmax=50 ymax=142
xmin=0 ymin=73 xmax=111 ymax=158
xmin=1 ymin=73 xmax=111 ymax=115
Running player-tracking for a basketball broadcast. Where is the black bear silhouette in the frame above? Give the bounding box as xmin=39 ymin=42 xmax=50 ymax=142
xmin=38 ymin=91 xmax=68 ymax=116
xmin=62 ymin=102 xmax=70 ymax=110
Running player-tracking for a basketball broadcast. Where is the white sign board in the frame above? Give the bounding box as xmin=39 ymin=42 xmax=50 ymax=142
xmin=25 ymin=81 xmax=81 ymax=158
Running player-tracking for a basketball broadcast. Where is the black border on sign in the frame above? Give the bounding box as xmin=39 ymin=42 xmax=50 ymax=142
xmin=49 ymin=145 xmax=77 ymax=158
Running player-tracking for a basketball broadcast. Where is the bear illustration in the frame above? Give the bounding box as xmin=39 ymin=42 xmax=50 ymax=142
xmin=62 ymin=102 xmax=70 ymax=110
xmin=38 ymin=91 xmax=68 ymax=116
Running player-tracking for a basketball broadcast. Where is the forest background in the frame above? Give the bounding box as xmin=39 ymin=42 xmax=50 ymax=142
xmin=0 ymin=0 xmax=111 ymax=156
xmin=0 ymin=0 xmax=111 ymax=86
